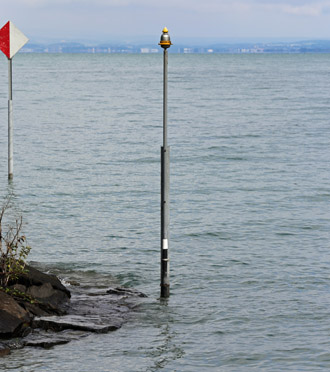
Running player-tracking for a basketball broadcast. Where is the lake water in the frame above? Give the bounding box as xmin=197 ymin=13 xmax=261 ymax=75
xmin=0 ymin=53 xmax=330 ymax=371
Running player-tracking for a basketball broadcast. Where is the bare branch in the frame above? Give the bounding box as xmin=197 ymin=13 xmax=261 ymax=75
xmin=9 ymin=216 xmax=23 ymax=249
xmin=0 ymin=195 xmax=13 ymax=247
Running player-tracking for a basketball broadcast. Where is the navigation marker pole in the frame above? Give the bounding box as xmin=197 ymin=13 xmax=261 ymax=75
xmin=159 ymin=28 xmax=172 ymax=298
xmin=0 ymin=21 xmax=29 ymax=180
xmin=8 ymin=57 xmax=13 ymax=179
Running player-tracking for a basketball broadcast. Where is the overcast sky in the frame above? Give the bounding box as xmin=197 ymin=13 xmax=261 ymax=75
xmin=2 ymin=0 xmax=330 ymax=43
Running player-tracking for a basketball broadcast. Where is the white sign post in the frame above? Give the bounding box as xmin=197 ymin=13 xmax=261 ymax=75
xmin=0 ymin=21 xmax=28 ymax=180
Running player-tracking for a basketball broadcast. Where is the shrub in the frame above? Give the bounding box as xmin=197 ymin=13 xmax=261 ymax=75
xmin=0 ymin=197 xmax=31 ymax=288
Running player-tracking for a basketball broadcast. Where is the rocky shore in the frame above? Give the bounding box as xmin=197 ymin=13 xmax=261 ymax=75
xmin=0 ymin=264 xmax=146 ymax=356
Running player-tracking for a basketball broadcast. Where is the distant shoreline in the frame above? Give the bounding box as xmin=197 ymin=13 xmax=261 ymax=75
xmin=19 ymin=40 xmax=330 ymax=55
xmin=19 ymin=51 xmax=330 ymax=55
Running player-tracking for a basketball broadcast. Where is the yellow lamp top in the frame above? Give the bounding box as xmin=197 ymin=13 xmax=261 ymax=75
xmin=159 ymin=27 xmax=172 ymax=48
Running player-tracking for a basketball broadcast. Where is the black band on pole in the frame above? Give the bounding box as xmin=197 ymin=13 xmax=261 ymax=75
xmin=161 ymin=146 xmax=170 ymax=298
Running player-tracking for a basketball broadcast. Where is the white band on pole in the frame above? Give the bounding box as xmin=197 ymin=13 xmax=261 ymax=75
xmin=162 ymin=239 xmax=168 ymax=250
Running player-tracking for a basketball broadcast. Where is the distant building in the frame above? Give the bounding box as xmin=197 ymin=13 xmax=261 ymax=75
xmin=140 ymin=48 xmax=159 ymax=53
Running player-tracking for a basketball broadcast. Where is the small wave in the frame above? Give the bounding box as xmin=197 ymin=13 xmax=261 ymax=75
xmin=186 ymin=231 xmax=231 ymax=240
xmin=226 ymin=156 xmax=246 ymax=161
xmin=228 ymin=259 xmax=249 ymax=266
xmin=275 ymin=232 xmax=296 ymax=236
xmin=105 ymin=234 xmax=126 ymax=239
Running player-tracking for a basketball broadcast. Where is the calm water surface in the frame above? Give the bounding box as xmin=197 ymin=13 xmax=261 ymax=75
xmin=0 ymin=53 xmax=330 ymax=371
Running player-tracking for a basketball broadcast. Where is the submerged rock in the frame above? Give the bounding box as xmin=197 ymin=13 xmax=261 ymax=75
xmin=106 ymin=286 xmax=148 ymax=298
xmin=33 ymin=315 xmax=120 ymax=333
xmin=23 ymin=328 xmax=90 ymax=349
xmin=24 ymin=337 xmax=70 ymax=349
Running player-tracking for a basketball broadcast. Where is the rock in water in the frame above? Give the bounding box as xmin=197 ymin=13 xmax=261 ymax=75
xmin=26 ymin=282 xmax=70 ymax=309
xmin=106 ymin=287 xmax=147 ymax=298
xmin=14 ymin=264 xmax=70 ymax=297
xmin=0 ymin=292 xmax=30 ymax=338
xmin=0 ymin=265 xmax=147 ymax=352
xmin=9 ymin=264 xmax=71 ymax=316
xmin=33 ymin=315 xmax=120 ymax=333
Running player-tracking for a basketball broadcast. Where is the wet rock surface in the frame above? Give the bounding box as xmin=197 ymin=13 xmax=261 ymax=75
xmin=0 ymin=342 xmax=11 ymax=356
xmin=106 ymin=287 xmax=148 ymax=298
xmin=0 ymin=292 xmax=31 ymax=338
xmin=33 ymin=315 xmax=120 ymax=333
xmin=27 ymin=282 xmax=70 ymax=310
xmin=22 ymin=329 xmax=89 ymax=349
xmin=0 ymin=265 xmax=146 ymax=355
xmin=13 ymin=264 xmax=70 ymax=297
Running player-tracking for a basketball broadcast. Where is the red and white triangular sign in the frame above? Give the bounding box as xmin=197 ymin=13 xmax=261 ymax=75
xmin=0 ymin=21 xmax=28 ymax=59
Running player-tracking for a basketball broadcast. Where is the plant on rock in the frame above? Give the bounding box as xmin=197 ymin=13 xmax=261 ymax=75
xmin=0 ymin=197 xmax=31 ymax=288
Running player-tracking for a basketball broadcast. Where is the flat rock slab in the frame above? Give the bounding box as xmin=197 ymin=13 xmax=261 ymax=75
xmin=24 ymin=337 xmax=70 ymax=349
xmin=23 ymin=329 xmax=89 ymax=349
xmin=33 ymin=315 xmax=121 ymax=333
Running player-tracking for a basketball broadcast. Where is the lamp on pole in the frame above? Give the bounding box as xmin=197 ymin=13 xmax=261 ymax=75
xmin=159 ymin=27 xmax=172 ymax=298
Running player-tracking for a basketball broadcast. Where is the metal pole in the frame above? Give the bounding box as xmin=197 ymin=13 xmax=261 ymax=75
xmin=8 ymin=58 xmax=13 ymax=180
xmin=163 ymin=49 xmax=168 ymax=148
xmin=161 ymin=47 xmax=170 ymax=298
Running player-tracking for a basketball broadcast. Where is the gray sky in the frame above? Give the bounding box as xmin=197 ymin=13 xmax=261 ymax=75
xmin=2 ymin=0 xmax=330 ymax=43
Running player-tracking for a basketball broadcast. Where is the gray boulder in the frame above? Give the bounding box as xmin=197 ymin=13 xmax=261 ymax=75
xmin=15 ymin=264 xmax=70 ymax=298
xmin=27 ymin=282 xmax=70 ymax=309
